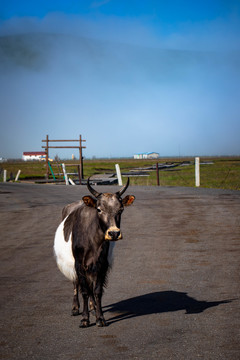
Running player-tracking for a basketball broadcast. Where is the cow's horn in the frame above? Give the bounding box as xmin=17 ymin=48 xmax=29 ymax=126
xmin=87 ymin=177 xmax=101 ymax=198
xmin=116 ymin=177 xmax=130 ymax=197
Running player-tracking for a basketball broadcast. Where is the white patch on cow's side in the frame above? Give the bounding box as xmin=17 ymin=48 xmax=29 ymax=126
xmin=108 ymin=242 xmax=116 ymax=268
xmin=53 ymin=218 xmax=77 ymax=282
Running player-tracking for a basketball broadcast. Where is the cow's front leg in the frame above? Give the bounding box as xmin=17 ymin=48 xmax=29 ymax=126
xmin=78 ymin=275 xmax=90 ymax=327
xmin=72 ymin=280 xmax=80 ymax=316
xmin=75 ymin=259 xmax=90 ymax=327
xmin=79 ymin=291 xmax=90 ymax=328
xmin=94 ymin=283 xmax=106 ymax=327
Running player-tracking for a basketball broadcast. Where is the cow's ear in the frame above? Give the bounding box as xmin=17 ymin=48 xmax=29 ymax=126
xmin=82 ymin=196 xmax=96 ymax=207
xmin=122 ymin=195 xmax=135 ymax=207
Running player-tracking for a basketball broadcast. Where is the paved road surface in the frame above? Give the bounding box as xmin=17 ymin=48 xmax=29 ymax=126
xmin=0 ymin=183 xmax=239 ymax=359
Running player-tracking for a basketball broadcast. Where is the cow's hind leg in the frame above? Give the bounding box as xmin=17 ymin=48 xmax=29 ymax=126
xmin=72 ymin=280 xmax=80 ymax=316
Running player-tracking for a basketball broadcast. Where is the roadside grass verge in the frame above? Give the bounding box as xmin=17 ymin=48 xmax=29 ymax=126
xmin=1 ymin=157 xmax=239 ymax=190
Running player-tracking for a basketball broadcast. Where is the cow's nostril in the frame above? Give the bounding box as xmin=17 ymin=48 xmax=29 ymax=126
xmin=108 ymin=231 xmax=120 ymax=240
xmin=105 ymin=227 xmax=122 ymax=241
xmin=108 ymin=231 xmax=114 ymax=238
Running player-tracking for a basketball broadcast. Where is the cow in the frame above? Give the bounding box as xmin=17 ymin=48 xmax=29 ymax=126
xmin=53 ymin=178 xmax=135 ymax=327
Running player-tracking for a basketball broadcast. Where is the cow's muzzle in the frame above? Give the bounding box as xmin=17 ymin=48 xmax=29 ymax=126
xmin=105 ymin=226 xmax=122 ymax=241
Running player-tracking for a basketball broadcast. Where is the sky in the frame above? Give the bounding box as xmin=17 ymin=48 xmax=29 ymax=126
xmin=0 ymin=0 xmax=240 ymax=159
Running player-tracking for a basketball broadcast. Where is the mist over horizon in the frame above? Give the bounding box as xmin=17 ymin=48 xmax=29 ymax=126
xmin=0 ymin=10 xmax=239 ymax=159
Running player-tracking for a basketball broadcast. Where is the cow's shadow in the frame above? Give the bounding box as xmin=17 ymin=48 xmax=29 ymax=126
xmin=104 ymin=291 xmax=232 ymax=325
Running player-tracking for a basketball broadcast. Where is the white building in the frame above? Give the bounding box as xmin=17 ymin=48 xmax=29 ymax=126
xmin=134 ymin=152 xmax=159 ymax=159
xmin=22 ymin=152 xmax=46 ymax=161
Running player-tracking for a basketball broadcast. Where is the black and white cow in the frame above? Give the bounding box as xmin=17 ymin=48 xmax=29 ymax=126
xmin=54 ymin=178 xmax=135 ymax=327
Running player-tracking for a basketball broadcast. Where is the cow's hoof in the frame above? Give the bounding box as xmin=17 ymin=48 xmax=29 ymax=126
xmin=79 ymin=319 xmax=90 ymax=328
xmin=71 ymin=309 xmax=80 ymax=316
xmin=96 ymin=318 xmax=107 ymax=327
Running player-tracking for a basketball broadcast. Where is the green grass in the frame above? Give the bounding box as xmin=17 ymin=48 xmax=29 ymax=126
xmin=1 ymin=157 xmax=239 ymax=190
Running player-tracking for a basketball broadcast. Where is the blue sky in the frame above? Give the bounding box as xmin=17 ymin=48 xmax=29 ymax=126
xmin=0 ymin=0 xmax=240 ymax=159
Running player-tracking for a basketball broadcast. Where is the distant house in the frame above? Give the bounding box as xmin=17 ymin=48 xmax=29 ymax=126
xmin=133 ymin=152 xmax=159 ymax=159
xmin=22 ymin=152 xmax=46 ymax=161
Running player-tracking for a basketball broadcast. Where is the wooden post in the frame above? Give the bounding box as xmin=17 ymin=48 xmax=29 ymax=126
xmin=115 ymin=164 xmax=123 ymax=186
xmin=77 ymin=165 xmax=81 ymax=184
xmin=195 ymin=157 xmax=200 ymax=187
xmin=62 ymin=163 xmax=69 ymax=185
xmin=79 ymin=135 xmax=83 ymax=185
xmin=3 ymin=170 xmax=7 ymax=182
xmin=15 ymin=170 xmax=21 ymax=181
xmin=156 ymin=163 xmax=160 ymax=186
xmin=45 ymin=135 xmax=49 ymax=180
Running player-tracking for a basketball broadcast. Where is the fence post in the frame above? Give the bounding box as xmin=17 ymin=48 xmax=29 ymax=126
xmin=156 ymin=163 xmax=160 ymax=186
xmin=3 ymin=170 xmax=7 ymax=182
xmin=62 ymin=163 xmax=69 ymax=185
xmin=45 ymin=135 xmax=49 ymax=180
xmin=79 ymin=135 xmax=83 ymax=184
xmin=15 ymin=170 xmax=21 ymax=181
xmin=195 ymin=157 xmax=200 ymax=187
xmin=115 ymin=164 xmax=123 ymax=186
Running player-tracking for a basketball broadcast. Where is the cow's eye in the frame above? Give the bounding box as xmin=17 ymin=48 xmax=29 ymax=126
xmin=97 ymin=208 xmax=102 ymax=213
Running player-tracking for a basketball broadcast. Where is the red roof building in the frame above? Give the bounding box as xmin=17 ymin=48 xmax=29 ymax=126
xmin=22 ymin=152 xmax=46 ymax=161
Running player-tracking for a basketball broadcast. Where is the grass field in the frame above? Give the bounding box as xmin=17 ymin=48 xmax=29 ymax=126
xmin=0 ymin=157 xmax=239 ymax=190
